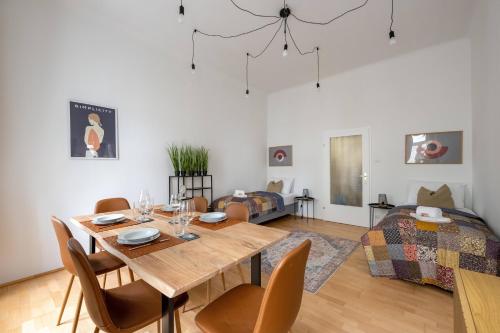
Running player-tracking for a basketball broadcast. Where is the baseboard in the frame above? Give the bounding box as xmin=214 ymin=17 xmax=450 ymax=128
xmin=0 ymin=267 xmax=64 ymax=288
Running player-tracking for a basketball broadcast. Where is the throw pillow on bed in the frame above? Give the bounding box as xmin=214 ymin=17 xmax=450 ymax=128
xmin=417 ymin=184 xmax=455 ymax=209
xmin=266 ymin=180 xmax=283 ymax=193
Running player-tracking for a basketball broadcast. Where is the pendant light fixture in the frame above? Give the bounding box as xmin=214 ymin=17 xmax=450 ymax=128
xmin=186 ymin=0 xmax=396 ymax=95
xmin=389 ymin=0 xmax=397 ymax=45
xmin=178 ymin=0 xmax=185 ymax=23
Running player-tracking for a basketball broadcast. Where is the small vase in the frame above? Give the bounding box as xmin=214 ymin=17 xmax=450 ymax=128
xmin=175 ymin=171 xmax=180 ymax=177
xmin=193 ymin=171 xmax=199 ymax=176
xmin=202 ymin=171 xmax=208 ymax=176
xmin=179 ymin=171 xmax=185 ymax=177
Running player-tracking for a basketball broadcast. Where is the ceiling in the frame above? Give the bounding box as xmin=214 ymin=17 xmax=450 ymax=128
xmin=86 ymin=0 xmax=476 ymax=92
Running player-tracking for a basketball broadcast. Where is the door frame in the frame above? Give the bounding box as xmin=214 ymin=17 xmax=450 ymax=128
xmin=321 ymin=127 xmax=371 ymax=227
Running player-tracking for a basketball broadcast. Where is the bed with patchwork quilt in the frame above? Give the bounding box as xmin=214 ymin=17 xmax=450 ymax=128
xmin=361 ymin=206 xmax=500 ymax=290
xmin=212 ymin=191 xmax=290 ymax=224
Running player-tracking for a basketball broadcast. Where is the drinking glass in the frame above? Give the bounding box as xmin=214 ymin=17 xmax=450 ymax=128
xmin=171 ymin=207 xmax=184 ymax=236
xmin=144 ymin=197 xmax=154 ymax=219
xmin=186 ymin=199 xmax=196 ymax=227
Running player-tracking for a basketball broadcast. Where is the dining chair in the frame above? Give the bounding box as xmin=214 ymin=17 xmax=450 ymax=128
xmin=94 ymin=197 xmax=135 ymax=284
xmin=67 ymin=237 xmax=189 ymax=333
xmin=193 ymin=196 xmax=209 ymax=213
xmin=195 ymin=239 xmax=311 ymax=333
xmin=225 ymin=202 xmax=250 ymax=222
xmin=52 ymin=217 xmax=126 ymax=333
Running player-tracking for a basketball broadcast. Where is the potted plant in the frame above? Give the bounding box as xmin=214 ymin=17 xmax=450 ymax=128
xmin=167 ymin=144 xmax=180 ymax=176
xmin=185 ymin=146 xmax=194 ymax=176
xmin=200 ymin=146 xmax=209 ymax=176
xmin=179 ymin=145 xmax=189 ymax=177
xmin=192 ymin=148 xmax=200 ymax=176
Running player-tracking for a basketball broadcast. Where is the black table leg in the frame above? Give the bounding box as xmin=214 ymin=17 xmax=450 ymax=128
xmin=89 ymin=235 xmax=96 ymax=254
xmin=251 ymin=253 xmax=261 ymax=287
xmin=161 ymin=294 xmax=175 ymax=333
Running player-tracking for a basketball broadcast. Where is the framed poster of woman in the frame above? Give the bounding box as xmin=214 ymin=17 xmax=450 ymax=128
xmin=69 ymin=101 xmax=118 ymax=159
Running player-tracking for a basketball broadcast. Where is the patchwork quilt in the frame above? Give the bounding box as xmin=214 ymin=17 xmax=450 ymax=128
xmin=361 ymin=206 xmax=500 ymax=291
xmin=213 ymin=191 xmax=285 ymax=219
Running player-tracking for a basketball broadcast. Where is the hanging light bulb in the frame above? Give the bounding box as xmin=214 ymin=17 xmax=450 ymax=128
xmin=282 ymin=43 xmax=288 ymax=57
xmin=191 ymin=63 xmax=196 ymax=74
xmin=178 ymin=4 xmax=185 ymax=23
xmin=389 ymin=30 xmax=397 ymax=45
xmin=245 ymin=89 xmax=250 ymax=97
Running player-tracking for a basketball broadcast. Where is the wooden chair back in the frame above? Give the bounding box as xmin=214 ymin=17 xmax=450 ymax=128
xmin=225 ymin=202 xmax=250 ymax=222
xmin=193 ymin=196 xmax=208 ymax=213
xmin=94 ymin=198 xmax=130 ymax=214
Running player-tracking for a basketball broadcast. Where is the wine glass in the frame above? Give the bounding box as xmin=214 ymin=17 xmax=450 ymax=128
xmin=170 ymin=194 xmax=179 ymax=208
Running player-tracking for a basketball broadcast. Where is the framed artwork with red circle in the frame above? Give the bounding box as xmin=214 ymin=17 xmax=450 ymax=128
xmin=405 ymin=131 xmax=462 ymax=164
xmin=269 ymin=145 xmax=293 ymax=167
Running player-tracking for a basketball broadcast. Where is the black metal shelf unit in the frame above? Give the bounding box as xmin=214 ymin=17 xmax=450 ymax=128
xmin=168 ymin=175 xmax=213 ymax=204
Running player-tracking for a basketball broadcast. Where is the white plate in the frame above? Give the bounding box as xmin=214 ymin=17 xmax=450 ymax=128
xmin=117 ymin=233 xmax=160 ymax=245
xmin=118 ymin=228 xmax=160 ymax=243
xmin=200 ymin=212 xmax=226 ymax=222
xmin=410 ymin=213 xmax=451 ymax=223
xmin=92 ymin=214 xmax=126 ymax=225
xmin=199 ymin=217 xmax=227 ymax=224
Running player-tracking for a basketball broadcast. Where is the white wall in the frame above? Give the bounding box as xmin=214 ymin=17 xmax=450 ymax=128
xmin=469 ymin=0 xmax=500 ymax=236
xmin=0 ymin=0 xmax=267 ymax=284
xmin=267 ymin=39 xmax=473 ymax=225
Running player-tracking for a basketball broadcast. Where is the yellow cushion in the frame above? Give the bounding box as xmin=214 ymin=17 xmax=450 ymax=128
xmin=266 ymin=180 xmax=283 ymax=193
xmin=417 ymin=185 xmax=455 ymax=209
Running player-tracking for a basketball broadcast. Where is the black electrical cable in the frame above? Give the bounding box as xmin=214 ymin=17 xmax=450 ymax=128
xmin=291 ymin=0 xmax=369 ymax=26
xmin=195 ymin=17 xmax=281 ymax=39
xmin=229 ymin=0 xmax=280 ymax=19
xmin=191 ymin=18 xmax=282 ymax=68
xmin=285 ymin=21 xmax=316 ymax=55
xmin=248 ymin=19 xmax=284 ymax=59
xmin=390 ymin=0 xmax=394 ymax=31
xmin=246 ymin=53 xmax=249 ymax=93
xmin=316 ymin=47 xmax=320 ymax=88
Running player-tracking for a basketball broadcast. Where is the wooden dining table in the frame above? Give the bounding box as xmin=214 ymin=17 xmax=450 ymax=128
xmin=69 ymin=207 xmax=289 ymax=333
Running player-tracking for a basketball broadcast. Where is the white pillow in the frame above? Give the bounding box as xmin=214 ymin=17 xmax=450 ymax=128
xmin=407 ymin=180 xmax=466 ymax=209
xmin=269 ymin=177 xmax=294 ymax=194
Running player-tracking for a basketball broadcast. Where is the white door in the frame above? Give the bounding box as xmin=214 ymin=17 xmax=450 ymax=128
xmin=321 ymin=128 xmax=370 ymax=227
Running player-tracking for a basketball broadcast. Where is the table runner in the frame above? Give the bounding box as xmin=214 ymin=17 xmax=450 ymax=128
xmin=80 ymin=218 xmax=139 ymax=233
xmin=154 ymin=209 xmax=175 ymax=218
xmin=191 ymin=218 xmax=243 ymax=231
xmin=103 ymin=232 xmax=185 ymax=259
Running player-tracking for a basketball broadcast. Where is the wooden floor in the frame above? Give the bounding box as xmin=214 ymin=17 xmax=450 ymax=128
xmin=0 ymin=217 xmax=453 ymax=333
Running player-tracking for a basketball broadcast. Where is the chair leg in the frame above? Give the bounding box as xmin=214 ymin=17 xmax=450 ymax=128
xmin=206 ymin=279 xmax=211 ymax=304
xmin=220 ymin=272 xmax=226 ymax=290
xmin=157 ymin=320 xmax=160 ymax=333
xmin=128 ymin=268 xmax=135 ymax=282
xmin=117 ymin=269 xmax=122 ymax=286
xmin=94 ymin=327 xmax=100 ymax=333
xmin=102 ymin=273 xmax=107 ymax=289
xmin=56 ymin=275 xmax=75 ymax=325
xmin=237 ymin=264 xmax=245 ymax=283
xmin=71 ymin=292 xmax=83 ymax=333
xmin=174 ymin=309 xmax=182 ymax=333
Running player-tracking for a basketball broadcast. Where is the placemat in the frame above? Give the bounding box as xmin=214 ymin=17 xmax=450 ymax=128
xmin=80 ymin=218 xmax=139 ymax=233
xmin=191 ymin=218 xmax=243 ymax=231
xmin=154 ymin=209 xmax=174 ymax=218
xmin=103 ymin=232 xmax=185 ymax=259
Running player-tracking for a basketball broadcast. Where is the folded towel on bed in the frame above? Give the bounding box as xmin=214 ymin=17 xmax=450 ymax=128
xmin=416 ymin=206 xmax=442 ymax=218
